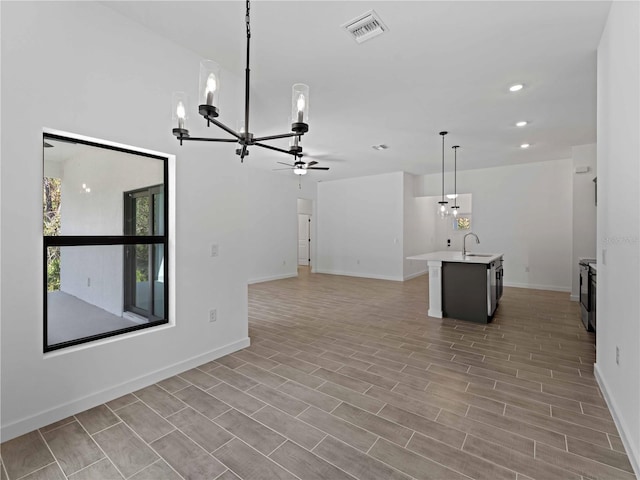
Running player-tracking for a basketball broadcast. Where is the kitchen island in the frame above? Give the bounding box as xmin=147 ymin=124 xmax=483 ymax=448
xmin=407 ymin=251 xmax=504 ymax=323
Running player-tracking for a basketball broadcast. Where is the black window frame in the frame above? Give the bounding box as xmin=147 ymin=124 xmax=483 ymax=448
xmin=43 ymin=132 xmax=170 ymax=353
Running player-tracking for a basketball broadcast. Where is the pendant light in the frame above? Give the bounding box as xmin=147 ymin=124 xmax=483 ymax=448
xmin=451 ymin=145 xmax=460 ymax=217
xmin=437 ymin=131 xmax=449 ymax=218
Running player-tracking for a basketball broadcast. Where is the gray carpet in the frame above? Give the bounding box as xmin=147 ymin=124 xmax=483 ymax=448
xmin=47 ymin=291 xmax=142 ymax=346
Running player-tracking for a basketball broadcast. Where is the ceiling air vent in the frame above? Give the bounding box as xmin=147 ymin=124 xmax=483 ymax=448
xmin=342 ymin=10 xmax=388 ymax=44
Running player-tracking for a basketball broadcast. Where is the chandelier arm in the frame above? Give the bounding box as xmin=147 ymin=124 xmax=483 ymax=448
xmin=203 ymin=116 xmax=242 ymax=140
xmin=179 ymin=137 xmax=239 ymax=143
xmin=254 ymin=142 xmax=296 ymax=155
xmin=253 ymin=132 xmax=300 ymax=142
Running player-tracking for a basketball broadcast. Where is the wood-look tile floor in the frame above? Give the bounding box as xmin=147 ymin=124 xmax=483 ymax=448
xmin=2 ymin=268 xmax=636 ymax=480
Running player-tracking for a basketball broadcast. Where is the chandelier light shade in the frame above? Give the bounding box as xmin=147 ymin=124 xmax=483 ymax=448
xmin=199 ymin=60 xmax=221 ymax=115
xmin=171 ymin=0 xmax=309 ymax=163
xmin=438 ymin=131 xmax=449 ymax=219
xmin=451 ymin=145 xmax=460 ymax=217
xmin=172 ymin=92 xmax=189 ymax=133
xmin=291 ymin=84 xmax=310 ymax=132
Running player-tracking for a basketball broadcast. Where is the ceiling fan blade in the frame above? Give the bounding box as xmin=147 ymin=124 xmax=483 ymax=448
xmin=307 ymin=161 xmax=318 ymax=167
xmin=277 ymin=161 xmax=294 ymax=167
xmin=307 ymin=167 xmax=330 ymax=170
xmin=272 ymin=168 xmax=293 ymax=171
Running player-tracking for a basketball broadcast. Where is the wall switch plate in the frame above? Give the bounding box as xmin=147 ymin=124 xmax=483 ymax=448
xmin=87 ymin=277 xmax=91 ymax=287
xmin=525 ymin=266 xmax=530 ymax=273
xmin=209 ymin=309 xmax=217 ymax=322
xmin=616 ymin=346 xmax=620 ymax=365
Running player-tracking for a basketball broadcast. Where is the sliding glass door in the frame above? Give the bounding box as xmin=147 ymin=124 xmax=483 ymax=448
xmin=124 ymin=185 xmax=165 ymax=320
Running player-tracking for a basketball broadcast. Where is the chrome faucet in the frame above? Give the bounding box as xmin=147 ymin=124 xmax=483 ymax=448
xmin=463 ymin=232 xmax=480 ymax=256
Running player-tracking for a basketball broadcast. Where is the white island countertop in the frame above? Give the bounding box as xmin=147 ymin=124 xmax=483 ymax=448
xmin=407 ymin=251 xmax=503 ymax=265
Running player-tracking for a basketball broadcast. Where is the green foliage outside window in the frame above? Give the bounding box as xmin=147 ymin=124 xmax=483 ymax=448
xmin=44 ymin=177 xmax=61 ymax=291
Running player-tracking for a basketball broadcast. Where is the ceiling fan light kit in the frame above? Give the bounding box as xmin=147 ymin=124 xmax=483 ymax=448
xmin=171 ymin=0 xmax=309 ymax=164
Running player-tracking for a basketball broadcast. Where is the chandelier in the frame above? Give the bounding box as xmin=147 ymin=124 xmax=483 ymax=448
xmin=171 ymin=0 xmax=309 ymax=163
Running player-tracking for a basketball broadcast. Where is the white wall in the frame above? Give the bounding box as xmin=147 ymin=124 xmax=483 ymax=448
xmin=1 ymin=2 xmax=249 ymax=440
xmin=317 ymin=172 xmax=404 ymax=281
xmin=247 ymin=169 xmax=301 ymax=283
xmin=595 ymin=2 xmax=640 ymax=475
xmin=403 ymin=173 xmax=435 ymax=279
xmin=570 ymin=144 xmax=597 ymax=301
xmin=415 ymin=159 xmax=573 ymax=291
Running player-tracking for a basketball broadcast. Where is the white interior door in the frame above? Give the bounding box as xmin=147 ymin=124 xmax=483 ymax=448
xmin=298 ymin=214 xmax=310 ymax=265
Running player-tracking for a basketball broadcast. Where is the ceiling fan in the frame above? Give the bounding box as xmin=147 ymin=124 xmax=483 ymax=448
xmin=274 ymin=157 xmax=329 ymax=176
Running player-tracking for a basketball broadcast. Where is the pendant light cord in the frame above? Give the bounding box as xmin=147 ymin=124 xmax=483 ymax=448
xmin=439 ymin=131 xmax=448 ymax=204
xmin=452 ymin=145 xmax=459 ymax=208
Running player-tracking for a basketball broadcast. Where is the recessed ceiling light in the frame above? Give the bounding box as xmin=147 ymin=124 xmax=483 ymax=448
xmin=515 ymin=121 xmax=528 ymax=127
xmin=509 ymin=84 xmax=524 ymax=92
xmin=372 ymin=144 xmax=389 ymax=151
xmin=520 ymin=143 xmax=530 ymax=149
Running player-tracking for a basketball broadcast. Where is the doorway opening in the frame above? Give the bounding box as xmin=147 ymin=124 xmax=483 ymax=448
xmin=297 ymin=198 xmax=313 ymax=267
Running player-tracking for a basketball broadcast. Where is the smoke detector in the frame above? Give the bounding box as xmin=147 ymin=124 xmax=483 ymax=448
xmin=342 ymin=10 xmax=389 ymax=44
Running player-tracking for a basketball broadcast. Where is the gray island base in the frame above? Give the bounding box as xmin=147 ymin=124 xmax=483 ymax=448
xmin=407 ymin=251 xmax=504 ymax=323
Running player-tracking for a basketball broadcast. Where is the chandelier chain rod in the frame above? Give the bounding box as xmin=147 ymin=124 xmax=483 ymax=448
xmin=243 ymin=0 xmax=251 ymax=159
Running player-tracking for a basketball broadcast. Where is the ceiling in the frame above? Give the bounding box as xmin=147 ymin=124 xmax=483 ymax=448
xmin=103 ymin=1 xmax=611 ymax=182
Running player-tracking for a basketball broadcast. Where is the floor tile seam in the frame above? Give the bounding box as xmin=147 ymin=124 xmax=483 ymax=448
xmin=541 ymin=385 xmax=604 ymax=404
xmin=335 ymin=366 xmax=400 ymax=391
xmin=0 ymin=461 xmax=8 ymax=480
xmin=214 ymin=434 xmax=304 ymax=480
xmin=37 ymin=416 xmax=78 ymax=435
xmin=147 ymin=420 xmax=229 ymax=478
xmin=508 ymin=406 xmax=620 ymax=440
xmin=38 ymin=419 xmax=93 ymax=476
xmin=269 ymin=433 xmax=364 ymax=480
xmin=533 ymin=440 xmax=637 ymax=476
xmin=139 ymin=459 xmax=186 ymax=480
xmin=133 ymin=390 xmax=189 ymax=419
xmin=82 ymin=419 xmax=124 ymax=438
xmin=460 ymin=407 xmax=571 ymax=452
xmin=75 ymin=419 xmax=128 ymax=480
xmin=468 ymin=385 xmax=569 ymax=415
xmin=244 ymin=383 xmax=312 ymax=415
xmin=39 ymin=415 xmax=105 ymax=478
xmin=397 ymin=435 xmax=488 ymax=480
xmin=12 ymin=460 xmax=58 ymax=480
xmin=550 ymin=406 xmax=619 ymax=431
xmin=499 ymin=409 xmax=613 ymax=451
xmin=329 ymin=400 xmax=440 ymax=446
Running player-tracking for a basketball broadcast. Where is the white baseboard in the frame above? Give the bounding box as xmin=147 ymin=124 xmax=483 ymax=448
xmin=594 ymin=363 xmax=640 ymax=479
xmin=503 ymin=281 xmax=571 ymax=293
xmin=313 ymin=269 xmax=403 ymax=282
xmin=570 ymin=294 xmax=579 ymax=302
xmin=404 ymin=270 xmax=428 ymax=281
xmin=0 ymin=337 xmax=250 ymax=442
xmin=248 ymin=272 xmax=298 ymax=284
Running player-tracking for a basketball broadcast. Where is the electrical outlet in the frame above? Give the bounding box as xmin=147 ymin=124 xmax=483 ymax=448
xmin=356 ymin=259 xmax=360 ymax=265
xmin=282 ymin=259 xmax=286 ymax=266
xmin=525 ymin=266 xmax=530 ymax=273
xmin=616 ymin=346 xmax=620 ymax=365
xmin=87 ymin=277 xmax=91 ymax=287
xmin=602 ymin=249 xmax=607 ymax=266
xmin=209 ymin=309 xmax=217 ymax=323
xmin=211 ymin=244 xmax=219 ymax=257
